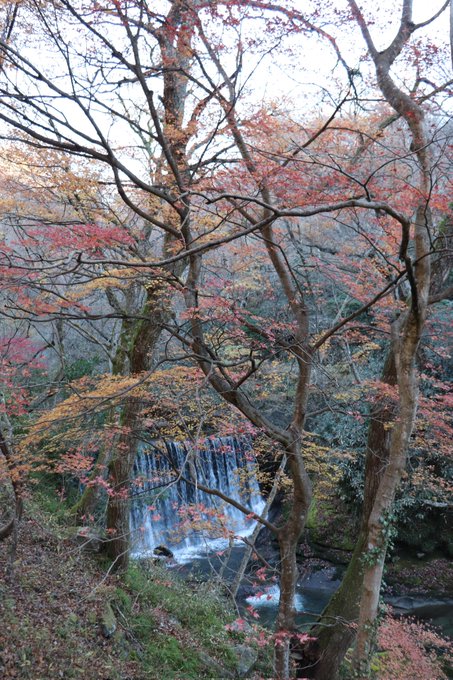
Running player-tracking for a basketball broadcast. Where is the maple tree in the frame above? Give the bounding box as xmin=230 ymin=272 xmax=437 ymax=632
xmin=0 ymin=1 xmax=451 ymax=679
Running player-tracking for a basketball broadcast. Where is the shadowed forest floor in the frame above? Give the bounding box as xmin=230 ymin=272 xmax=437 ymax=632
xmin=0 ymin=497 xmax=265 ymax=680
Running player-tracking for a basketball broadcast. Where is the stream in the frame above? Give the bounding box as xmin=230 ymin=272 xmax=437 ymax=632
xmin=141 ymin=540 xmax=453 ymax=638
xmin=130 ymin=436 xmax=453 ymax=638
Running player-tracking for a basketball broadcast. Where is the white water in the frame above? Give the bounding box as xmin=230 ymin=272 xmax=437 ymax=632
xmin=246 ymin=584 xmax=305 ymax=611
xmin=130 ymin=436 xmax=265 ymax=558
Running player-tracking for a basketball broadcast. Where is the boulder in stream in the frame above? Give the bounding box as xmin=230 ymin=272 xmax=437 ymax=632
xmin=153 ymin=545 xmax=174 ymax=559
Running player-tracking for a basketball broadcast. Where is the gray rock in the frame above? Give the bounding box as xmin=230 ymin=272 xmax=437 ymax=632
xmin=74 ymin=527 xmax=103 ymax=552
xmin=234 ymin=644 xmax=258 ymax=677
xmin=387 ymin=595 xmax=453 ymax=618
xmin=100 ymin=601 xmax=117 ymax=638
xmin=301 ymin=566 xmax=342 ymax=593
xmin=198 ymin=651 xmax=235 ymax=678
xmin=153 ymin=545 xmax=174 ymax=558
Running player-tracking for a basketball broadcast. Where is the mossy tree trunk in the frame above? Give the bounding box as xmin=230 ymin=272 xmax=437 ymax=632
xmin=302 ymin=2 xmax=434 ymax=675
xmin=103 ymin=0 xmax=194 ymax=572
xmin=71 ymin=316 xmax=137 ymax=524
xmin=299 ymin=353 xmax=396 ymax=680
xmin=74 ymin=1 xmax=193 ymax=556
xmin=350 ymin=1 xmax=432 ymax=671
xmin=103 ymin=281 xmax=176 ymax=571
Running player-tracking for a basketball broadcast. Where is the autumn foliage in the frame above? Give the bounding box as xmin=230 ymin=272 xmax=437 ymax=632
xmin=0 ymin=0 xmax=451 ymax=678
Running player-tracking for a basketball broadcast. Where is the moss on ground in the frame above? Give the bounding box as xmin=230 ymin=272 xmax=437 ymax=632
xmin=0 ymin=487 xmax=268 ymax=679
xmin=116 ymin=562 xmax=239 ymax=678
xmin=306 ymin=495 xmax=358 ymax=552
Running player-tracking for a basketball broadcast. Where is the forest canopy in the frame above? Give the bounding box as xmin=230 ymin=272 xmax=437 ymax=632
xmin=0 ymin=1 xmax=452 ymax=679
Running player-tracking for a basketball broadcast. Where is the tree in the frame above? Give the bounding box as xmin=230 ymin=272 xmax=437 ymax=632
xmin=0 ymin=327 xmax=48 ymax=580
xmin=0 ymin=1 xmax=451 ymax=678
xmin=0 ymin=0 xmax=199 ymax=569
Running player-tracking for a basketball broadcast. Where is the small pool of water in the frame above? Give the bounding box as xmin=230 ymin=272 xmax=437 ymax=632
xmin=164 ymin=542 xmax=453 ymax=637
xmin=135 ymin=535 xmax=453 ymax=640
xmin=168 ymin=542 xmax=344 ymax=628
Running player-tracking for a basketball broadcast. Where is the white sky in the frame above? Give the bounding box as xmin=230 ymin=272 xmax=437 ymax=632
xmin=245 ymin=0 xmax=451 ymax=115
xmin=1 ymin=0 xmax=450 ymax=183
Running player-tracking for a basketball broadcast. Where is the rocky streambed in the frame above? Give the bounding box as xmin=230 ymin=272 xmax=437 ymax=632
xmin=152 ymin=540 xmax=453 ymax=638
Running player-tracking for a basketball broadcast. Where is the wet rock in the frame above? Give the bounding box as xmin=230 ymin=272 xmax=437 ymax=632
xmin=153 ymin=545 xmax=174 ymax=558
xmin=306 ymin=542 xmax=352 ymax=565
xmin=301 ymin=565 xmax=342 ymax=593
xmin=387 ymin=595 xmax=453 ymax=619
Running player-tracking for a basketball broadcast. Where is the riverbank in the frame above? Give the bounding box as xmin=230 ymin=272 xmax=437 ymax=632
xmin=0 ymin=499 xmax=271 ymax=679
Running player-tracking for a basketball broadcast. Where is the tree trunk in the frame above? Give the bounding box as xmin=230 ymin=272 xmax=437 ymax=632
xmin=275 ymin=532 xmax=300 ymax=679
xmin=348 ymin=1 xmax=433 ymax=667
xmin=274 ymin=436 xmax=312 ymax=680
xmin=301 ymin=215 xmax=449 ymax=679
xmin=0 ymin=426 xmax=23 ymax=542
xmin=300 ymin=4 xmax=434 ymax=675
xmin=101 ymin=0 xmax=193 ymax=568
xmin=301 ymin=533 xmax=366 ymax=679
xmin=104 ymin=400 xmax=140 ymax=571
xmin=71 ymin=317 xmax=136 ymax=523
xmin=299 ymin=351 xmax=396 ymax=679
xmin=352 ymin=311 xmax=425 ymax=674
xmin=103 ymin=276 xmax=179 ymax=570
xmin=71 ymin=444 xmax=112 ymax=523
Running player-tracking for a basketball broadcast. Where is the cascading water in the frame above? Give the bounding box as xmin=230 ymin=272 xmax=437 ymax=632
xmin=130 ymin=436 xmax=265 ymax=559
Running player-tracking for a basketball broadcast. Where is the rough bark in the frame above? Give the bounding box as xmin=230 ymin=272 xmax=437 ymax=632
xmin=71 ymin=444 xmax=112 ymax=523
xmin=353 ymin=311 xmax=423 ymax=674
xmin=103 ymin=283 xmax=176 ymax=571
xmin=300 ymin=353 xmax=396 ymax=679
xmin=348 ymin=1 xmax=432 ymax=672
xmin=301 ymin=533 xmax=366 ymax=679
xmin=0 ymin=426 xmax=23 ymax=542
xmin=103 ymin=399 xmax=141 ymax=571
xmin=300 ymin=2 xmax=439 ymax=675
xmin=302 ymin=220 xmax=449 ymax=678
xmin=71 ymin=316 xmax=137 ymax=523
xmin=102 ymin=0 xmax=195 ymax=571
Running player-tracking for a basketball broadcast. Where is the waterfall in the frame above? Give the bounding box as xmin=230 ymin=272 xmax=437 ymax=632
xmin=130 ymin=436 xmax=264 ymax=558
